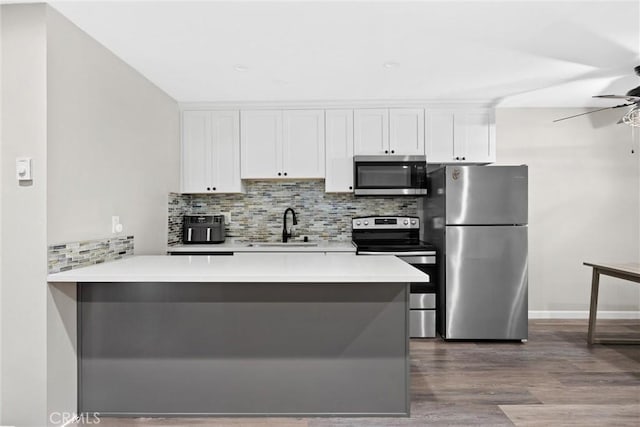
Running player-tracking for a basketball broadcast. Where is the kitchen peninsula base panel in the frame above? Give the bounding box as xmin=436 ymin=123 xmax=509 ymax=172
xmin=78 ymin=282 xmax=409 ymax=416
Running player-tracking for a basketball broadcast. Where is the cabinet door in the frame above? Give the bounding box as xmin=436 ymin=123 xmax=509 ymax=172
xmin=426 ymin=110 xmax=455 ymax=163
xmin=282 ymin=110 xmax=325 ymax=178
xmin=354 ymin=109 xmax=389 ymax=155
xmin=455 ymin=110 xmax=495 ymax=163
xmin=181 ymin=111 xmax=212 ymax=193
xmin=389 ymin=108 xmax=424 ymax=155
xmin=325 ymin=110 xmax=354 ymax=192
xmin=240 ymin=110 xmax=283 ymax=178
xmin=210 ymin=111 xmax=243 ymax=192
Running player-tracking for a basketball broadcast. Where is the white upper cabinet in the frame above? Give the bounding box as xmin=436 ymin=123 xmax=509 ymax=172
xmin=241 ymin=109 xmax=325 ymax=179
xmin=240 ymin=110 xmax=283 ymax=179
xmin=182 ymin=111 xmax=211 ymax=193
xmin=182 ymin=105 xmax=494 ymax=192
xmin=426 ymin=108 xmax=495 ymax=164
xmin=354 ymin=109 xmax=389 ymax=155
xmin=325 ymin=110 xmax=354 ymax=193
xmin=210 ymin=111 xmax=243 ymax=192
xmin=389 ymin=108 xmax=425 ymax=155
xmin=354 ymin=108 xmax=424 ymax=155
xmin=181 ymin=110 xmax=243 ymax=193
xmin=283 ymin=110 xmax=325 ymax=178
xmin=426 ymin=111 xmax=455 ymax=162
xmin=456 ymin=111 xmax=495 ymax=163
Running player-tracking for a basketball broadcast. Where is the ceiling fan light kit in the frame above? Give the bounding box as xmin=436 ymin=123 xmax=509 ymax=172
xmin=553 ymin=65 xmax=640 ymax=128
xmin=622 ymin=108 xmax=640 ymax=127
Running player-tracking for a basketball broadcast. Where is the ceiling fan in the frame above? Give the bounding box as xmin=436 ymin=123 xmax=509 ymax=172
xmin=553 ymin=65 xmax=640 ymax=126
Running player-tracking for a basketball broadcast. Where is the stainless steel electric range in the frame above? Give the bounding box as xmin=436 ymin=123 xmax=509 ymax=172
xmin=352 ymin=216 xmax=438 ymax=338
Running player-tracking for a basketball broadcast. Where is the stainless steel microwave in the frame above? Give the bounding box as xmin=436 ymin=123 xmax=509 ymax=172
xmin=353 ymin=155 xmax=428 ymax=196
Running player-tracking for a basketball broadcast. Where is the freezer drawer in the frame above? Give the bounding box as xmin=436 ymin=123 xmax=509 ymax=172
xmin=445 ymin=225 xmax=528 ymax=340
xmin=410 ymin=310 xmax=436 ymax=338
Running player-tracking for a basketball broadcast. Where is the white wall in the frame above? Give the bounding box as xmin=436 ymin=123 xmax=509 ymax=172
xmin=0 ymin=4 xmax=49 ymax=426
xmin=1 ymin=7 xmax=3 ymax=421
xmin=46 ymin=8 xmax=179 ymax=254
xmin=1 ymin=5 xmax=180 ymax=425
xmin=496 ymin=108 xmax=640 ymax=315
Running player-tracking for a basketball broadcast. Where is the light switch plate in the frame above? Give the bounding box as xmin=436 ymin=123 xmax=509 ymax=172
xmin=16 ymin=157 xmax=32 ymax=181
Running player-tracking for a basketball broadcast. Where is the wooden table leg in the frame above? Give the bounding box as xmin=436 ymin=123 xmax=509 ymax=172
xmin=587 ymin=267 xmax=600 ymax=345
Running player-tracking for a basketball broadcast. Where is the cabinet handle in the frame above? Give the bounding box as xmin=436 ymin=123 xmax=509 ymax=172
xmin=384 ymin=150 xmax=389 ymax=154
xmin=462 ymin=157 xmax=466 ymax=161
xmin=391 ymin=150 xmax=395 ymax=154
xmin=213 ymin=187 xmax=216 ymax=191
xmin=278 ymin=172 xmax=282 ymax=176
xmin=284 ymin=172 xmax=287 ymax=176
xmin=454 ymin=157 xmax=459 ymax=161
xmin=349 ymin=186 xmax=353 ymax=190
xmin=206 ymin=187 xmax=211 ymax=191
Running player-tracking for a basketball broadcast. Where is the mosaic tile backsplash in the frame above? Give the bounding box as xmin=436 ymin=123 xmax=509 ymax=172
xmin=48 ymin=235 xmax=134 ymax=274
xmin=168 ymin=191 xmax=189 ymax=245
xmin=168 ymin=180 xmax=418 ymax=244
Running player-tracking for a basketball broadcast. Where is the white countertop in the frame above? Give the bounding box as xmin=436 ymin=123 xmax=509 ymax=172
xmin=167 ymin=239 xmax=356 ymax=253
xmin=47 ymin=254 xmax=427 ymax=283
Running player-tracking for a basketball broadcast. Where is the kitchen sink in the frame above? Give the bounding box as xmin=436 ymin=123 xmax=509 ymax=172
xmin=246 ymin=242 xmax=319 ymax=247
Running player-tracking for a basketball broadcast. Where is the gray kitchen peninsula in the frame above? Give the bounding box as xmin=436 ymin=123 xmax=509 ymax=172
xmin=47 ymin=253 xmax=427 ymax=417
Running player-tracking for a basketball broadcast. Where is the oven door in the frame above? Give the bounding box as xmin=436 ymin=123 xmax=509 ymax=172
xmin=353 ymin=156 xmax=427 ymax=195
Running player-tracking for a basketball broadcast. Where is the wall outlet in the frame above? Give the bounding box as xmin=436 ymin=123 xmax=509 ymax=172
xmin=111 ymin=216 xmax=123 ymax=233
xmin=221 ymin=212 xmax=231 ymax=225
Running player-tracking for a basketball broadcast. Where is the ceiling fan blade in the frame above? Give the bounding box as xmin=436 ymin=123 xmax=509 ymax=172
xmin=495 ymin=64 xmax=635 ymax=106
xmin=593 ymin=94 xmax=640 ymax=102
xmin=553 ymin=103 xmax=634 ymax=123
xmin=599 ymin=74 xmax=640 ymax=98
xmin=626 ymin=85 xmax=640 ymax=97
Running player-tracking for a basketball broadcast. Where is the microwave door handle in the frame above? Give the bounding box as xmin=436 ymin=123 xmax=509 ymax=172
xmin=187 ymin=228 xmax=193 ymax=242
xmin=207 ymin=228 xmax=211 ymax=242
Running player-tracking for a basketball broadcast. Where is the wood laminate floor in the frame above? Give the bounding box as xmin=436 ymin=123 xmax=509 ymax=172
xmin=72 ymin=319 xmax=639 ymax=426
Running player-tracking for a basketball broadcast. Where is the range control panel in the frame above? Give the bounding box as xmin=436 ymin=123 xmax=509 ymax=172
xmin=352 ymin=216 xmax=419 ymax=230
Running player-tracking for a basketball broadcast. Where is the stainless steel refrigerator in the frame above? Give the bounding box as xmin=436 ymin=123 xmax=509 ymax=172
xmin=421 ymin=165 xmax=528 ymax=340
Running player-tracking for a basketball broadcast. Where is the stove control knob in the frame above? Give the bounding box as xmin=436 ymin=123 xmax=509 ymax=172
xmin=403 ymin=219 xmax=409 ymax=225
xmin=355 ymin=221 xmax=361 ymax=226
xmin=363 ymin=220 xmax=369 ymax=226
xmin=411 ymin=220 xmax=417 ymax=225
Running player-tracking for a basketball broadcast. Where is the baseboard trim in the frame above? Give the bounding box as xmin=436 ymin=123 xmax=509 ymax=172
xmin=529 ymin=310 xmax=640 ymax=319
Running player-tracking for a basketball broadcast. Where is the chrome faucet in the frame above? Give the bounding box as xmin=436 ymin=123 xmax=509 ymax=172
xmin=282 ymin=208 xmax=298 ymax=243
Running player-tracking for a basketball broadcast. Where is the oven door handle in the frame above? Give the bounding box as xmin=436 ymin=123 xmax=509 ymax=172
xmin=357 ymin=251 xmax=435 ymax=257
xmin=397 ymin=256 xmax=436 ymax=264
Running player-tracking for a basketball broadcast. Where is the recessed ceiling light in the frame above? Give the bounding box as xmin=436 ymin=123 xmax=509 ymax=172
xmin=383 ymin=61 xmax=400 ymax=69
xmin=234 ymin=65 xmax=249 ymax=72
